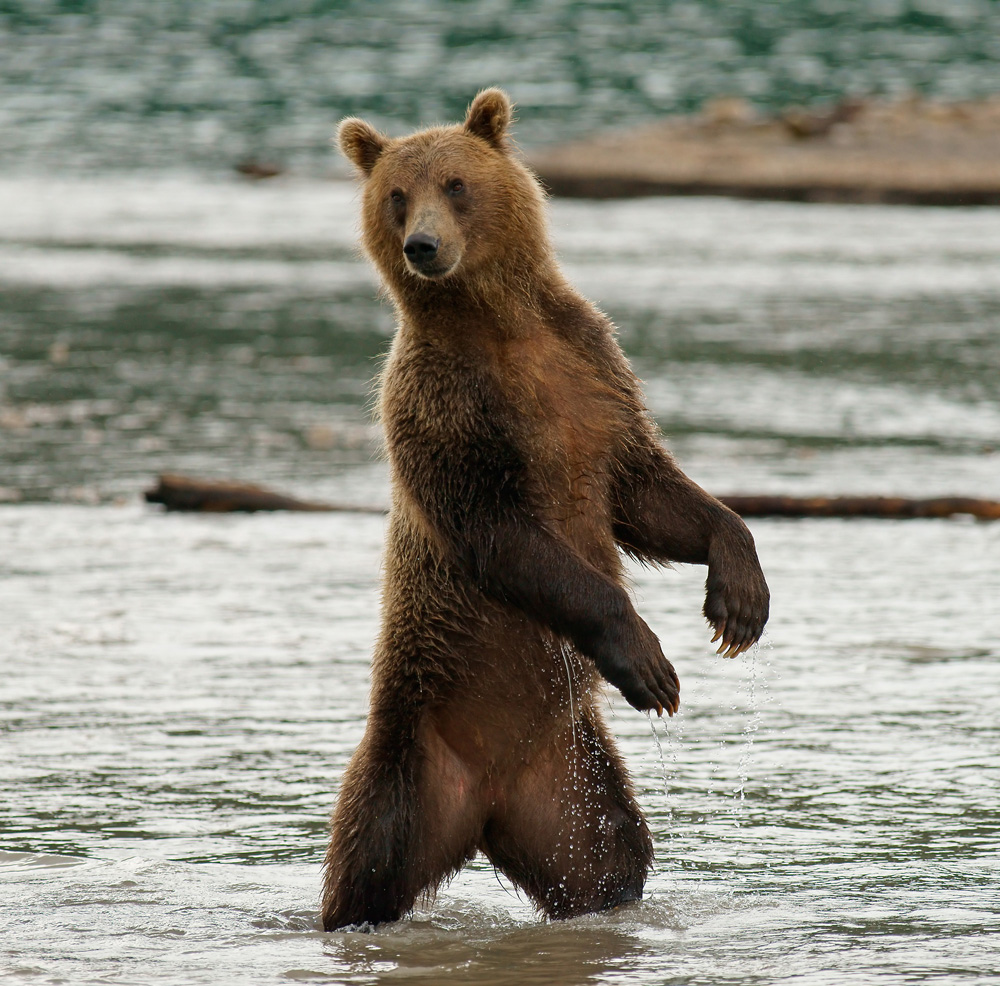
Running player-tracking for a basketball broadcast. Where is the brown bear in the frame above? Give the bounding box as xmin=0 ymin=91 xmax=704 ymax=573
xmin=322 ymin=88 xmax=769 ymax=931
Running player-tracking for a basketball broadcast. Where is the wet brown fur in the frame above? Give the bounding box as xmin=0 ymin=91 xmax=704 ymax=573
xmin=322 ymin=89 xmax=769 ymax=931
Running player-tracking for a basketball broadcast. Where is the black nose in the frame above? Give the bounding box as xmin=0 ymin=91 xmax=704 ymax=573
xmin=403 ymin=232 xmax=439 ymax=263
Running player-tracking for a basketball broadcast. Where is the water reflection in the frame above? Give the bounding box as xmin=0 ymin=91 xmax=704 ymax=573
xmin=328 ymin=911 xmax=649 ymax=985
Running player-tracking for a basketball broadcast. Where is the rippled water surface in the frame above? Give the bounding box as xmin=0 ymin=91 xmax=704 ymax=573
xmin=2 ymin=178 xmax=999 ymax=984
xmin=4 ymin=0 xmax=1000 ymax=176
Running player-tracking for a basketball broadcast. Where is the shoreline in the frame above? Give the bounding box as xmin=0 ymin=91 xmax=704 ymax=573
xmin=528 ymin=95 xmax=1000 ymax=205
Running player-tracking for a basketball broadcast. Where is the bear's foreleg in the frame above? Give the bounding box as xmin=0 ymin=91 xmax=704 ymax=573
xmin=473 ymin=519 xmax=680 ymax=716
xmin=611 ymin=440 xmax=770 ymax=657
xmin=480 ymin=707 xmax=652 ymax=919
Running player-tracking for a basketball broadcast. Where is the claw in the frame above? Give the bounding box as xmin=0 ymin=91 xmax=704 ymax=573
xmin=711 ymin=626 xmax=724 ymax=643
xmin=656 ymin=703 xmax=663 ymax=717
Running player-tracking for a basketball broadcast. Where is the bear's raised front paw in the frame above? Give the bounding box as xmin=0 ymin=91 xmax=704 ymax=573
xmin=703 ymin=566 xmax=770 ymax=658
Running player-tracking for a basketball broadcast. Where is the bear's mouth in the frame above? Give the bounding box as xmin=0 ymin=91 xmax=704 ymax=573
xmin=404 ymin=255 xmax=458 ymax=280
xmin=406 ymin=261 xmax=456 ymax=280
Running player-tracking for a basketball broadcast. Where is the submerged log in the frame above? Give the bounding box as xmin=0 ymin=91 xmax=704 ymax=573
xmin=719 ymin=495 xmax=1000 ymax=521
xmin=143 ymin=474 xmax=382 ymax=514
xmin=144 ymin=474 xmax=1000 ymax=521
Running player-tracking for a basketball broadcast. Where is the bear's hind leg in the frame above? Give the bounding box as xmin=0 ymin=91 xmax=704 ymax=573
xmin=481 ymin=709 xmax=652 ymax=920
xmin=321 ymin=722 xmax=485 ymax=931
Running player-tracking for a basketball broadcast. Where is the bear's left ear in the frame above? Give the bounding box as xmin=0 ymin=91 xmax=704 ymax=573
xmin=337 ymin=118 xmax=388 ymax=176
xmin=464 ymin=88 xmax=513 ymax=151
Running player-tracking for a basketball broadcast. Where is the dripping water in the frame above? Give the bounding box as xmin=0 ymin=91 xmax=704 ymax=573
xmin=559 ymin=639 xmax=578 ymax=752
xmin=560 ymin=640 xmax=585 ymax=872
xmin=647 ymin=706 xmax=681 ymax=839
xmin=647 ymin=711 xmax=668 ymax=797
xmin=730 ymin=644 xmax=767 ymax=826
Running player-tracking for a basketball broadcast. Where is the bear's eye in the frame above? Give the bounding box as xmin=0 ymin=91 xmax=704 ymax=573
xmin=447 ymin=179 xmax=465 ymax=196
xmin=390 ymin=190 xmax=405 ymax=207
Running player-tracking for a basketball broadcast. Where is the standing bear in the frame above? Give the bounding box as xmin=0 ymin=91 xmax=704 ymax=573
xmin=322 ymin=89 xmax=769 ymax=931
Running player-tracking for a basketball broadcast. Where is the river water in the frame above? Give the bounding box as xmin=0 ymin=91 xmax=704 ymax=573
xmin=5 ymin=0 xmax=1000 ymax=176
xmin=2 ymin=176 xmax=1000 ymax=984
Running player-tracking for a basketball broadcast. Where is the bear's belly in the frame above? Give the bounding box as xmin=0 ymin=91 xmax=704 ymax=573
xmin=374 ymin=526 xmax=599 ymax=750
xmin=376 ymin=568 xmax=596 ymax=704
xmin=422 ymin=628 xmax=597 ymax=775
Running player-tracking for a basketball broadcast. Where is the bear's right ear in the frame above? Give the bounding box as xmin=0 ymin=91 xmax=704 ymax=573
xmin=337 ymin=118 xmax=387 ymax=176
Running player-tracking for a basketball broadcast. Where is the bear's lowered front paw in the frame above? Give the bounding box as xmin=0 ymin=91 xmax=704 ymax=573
xmin=590 ymin=615 xmax=680 ymax=716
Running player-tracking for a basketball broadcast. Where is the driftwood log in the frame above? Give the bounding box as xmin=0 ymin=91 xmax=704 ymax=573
xmin=144 ymin=474 xmax=1000 ymax=521
xmin=718 ymin=495 xmax=1000 ymax=521
xmin=143 ymin=474 xmax=382 ymax=514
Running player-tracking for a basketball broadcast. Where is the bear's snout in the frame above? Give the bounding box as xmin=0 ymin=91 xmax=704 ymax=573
xmin=403 ymin=232 xmax=442 ymax=273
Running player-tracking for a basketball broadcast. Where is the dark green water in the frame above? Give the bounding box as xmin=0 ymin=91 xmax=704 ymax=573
xmin=2 ymin=0 xmax=999 ymax=175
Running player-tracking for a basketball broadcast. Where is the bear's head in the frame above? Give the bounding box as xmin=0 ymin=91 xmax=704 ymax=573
xmin=337 ymin=89 xmax=552 ymax=304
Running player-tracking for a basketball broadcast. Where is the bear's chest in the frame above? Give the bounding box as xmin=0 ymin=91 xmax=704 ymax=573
xmin=382 ymin=331 xmax=622 ymax=555
xmin=496 ymin=334 xmax=623 ymax=567
xmin=388 ymin=336 xmax=617 ymax=472
xmin=500 ymin=332 xmax=618 ymax=470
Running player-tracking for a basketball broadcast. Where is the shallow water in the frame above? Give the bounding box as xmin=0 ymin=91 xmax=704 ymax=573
xmin=2 ymin=178 xmax=1000 ymax=983
xmin=3 ymin=507 xmax=999 ymax=984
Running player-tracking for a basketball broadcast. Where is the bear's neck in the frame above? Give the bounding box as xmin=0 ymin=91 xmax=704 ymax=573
xmin=385 ymin=254 xmax=573 ymax=346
